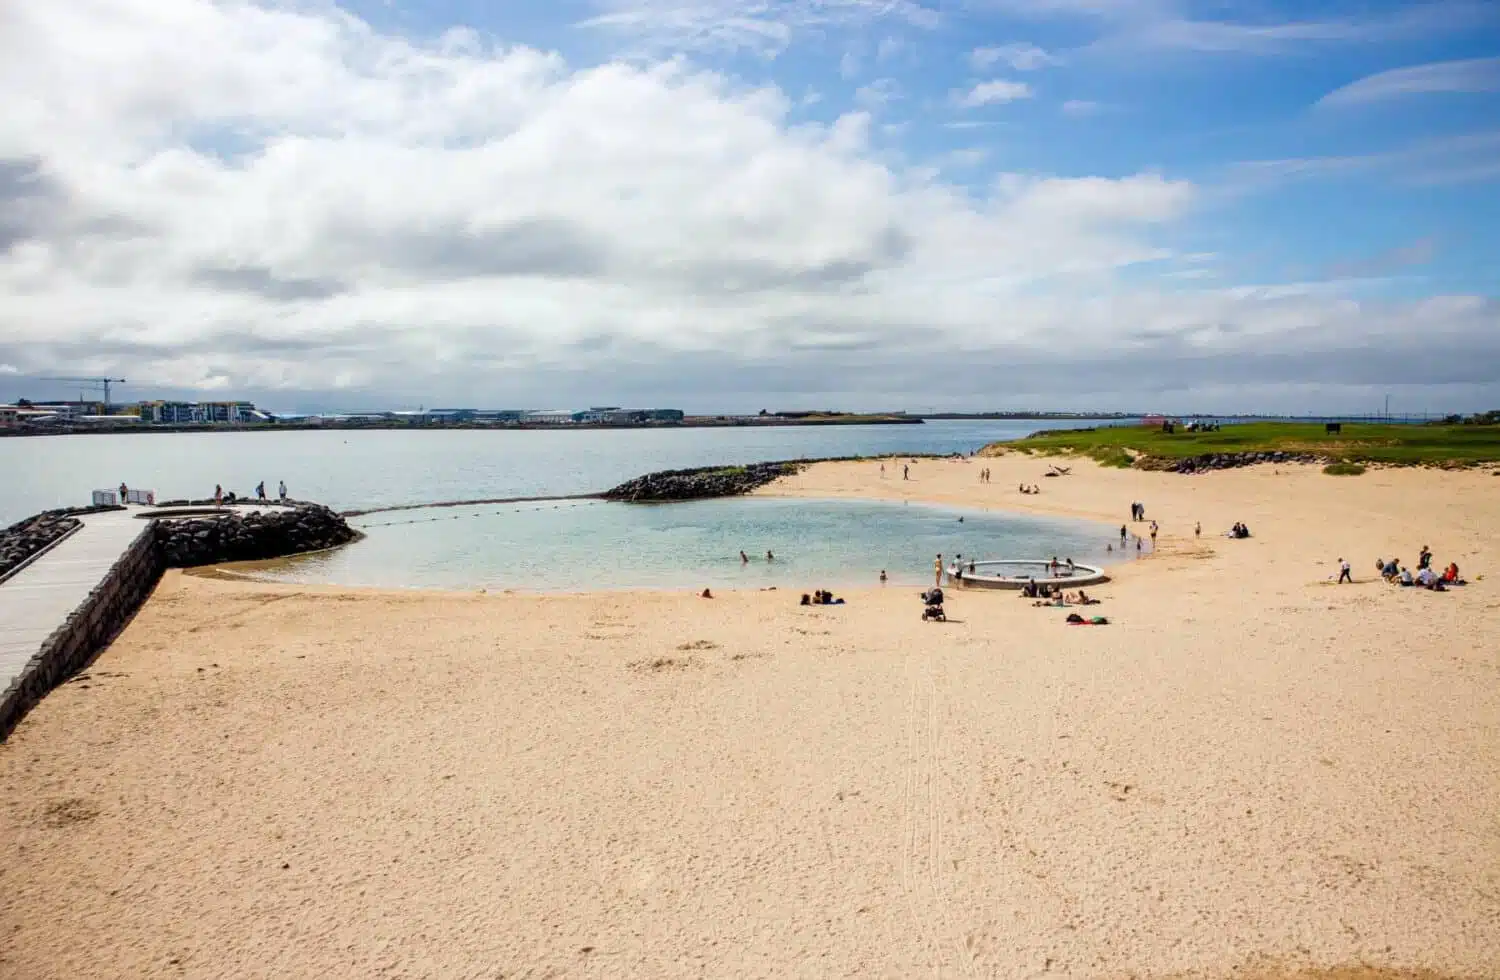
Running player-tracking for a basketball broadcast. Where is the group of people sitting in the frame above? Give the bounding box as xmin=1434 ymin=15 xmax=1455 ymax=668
xmin=1019 ymin=579 xmax=1100 ymax=607
xmin=1227 ymin=522 xmax=1251 ymax=539
xmin=1378 ymin=547 xmax=1465 ymax=591
xmin=801 ymin=590 xmax=845 ymax=606
xmin=1018 ymin=484 xmax=1041 ymax=495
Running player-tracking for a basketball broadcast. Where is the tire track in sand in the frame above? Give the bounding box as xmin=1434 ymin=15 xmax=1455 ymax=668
xmin=901 ymin=655 xmax=978 ymax=978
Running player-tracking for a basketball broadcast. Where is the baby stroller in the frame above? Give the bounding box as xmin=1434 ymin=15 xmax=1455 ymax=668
xmin=921 ymin=587 xmax=945 ymax=622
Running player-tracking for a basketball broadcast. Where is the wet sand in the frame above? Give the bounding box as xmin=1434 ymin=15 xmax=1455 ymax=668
xmin=1 ymin=457 xmax=1497 ymax=979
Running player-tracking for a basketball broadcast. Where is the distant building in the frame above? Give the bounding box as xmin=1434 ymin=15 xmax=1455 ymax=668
xmin=135 ymin=400 xmax=265 ymax=424
xmin=525 ymin=410 xmax=577 ymax=425
xmin=572 ymin=408 xmax=684 ymax=424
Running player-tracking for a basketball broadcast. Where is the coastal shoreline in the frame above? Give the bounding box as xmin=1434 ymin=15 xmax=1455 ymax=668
xmin=1 ymin=455 xmax=1495 ymax=978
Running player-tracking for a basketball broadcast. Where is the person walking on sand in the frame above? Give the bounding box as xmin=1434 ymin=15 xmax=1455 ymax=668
xmin=934 ymin=553 xmax=943 ymax=587
xmin=1195 ymin=521 xmax=1201 ymax=537
xmin=1150 ymin=521 xmax=1158 ymax=546
xmin=1338 ymin=558 xmax=1352 ymax=584
xmin=903 ymin=464 xmax=910 ymax=480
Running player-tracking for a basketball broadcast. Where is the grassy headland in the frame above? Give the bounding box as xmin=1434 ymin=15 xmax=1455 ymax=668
xmin=983 ymin=422 xmax=1500 ymax=470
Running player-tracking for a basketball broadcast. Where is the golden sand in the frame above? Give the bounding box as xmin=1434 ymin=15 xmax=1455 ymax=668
xmin=1 ymin=456 xmax=1496 ymax=979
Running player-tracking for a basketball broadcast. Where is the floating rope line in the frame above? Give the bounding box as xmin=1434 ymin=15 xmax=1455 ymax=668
xmin=352 ymin=499 xmax=603 ymax=529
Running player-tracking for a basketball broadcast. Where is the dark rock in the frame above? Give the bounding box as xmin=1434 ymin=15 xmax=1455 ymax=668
xmin=152 ymin=504 xmax=359 ymax=568
xmin=603 ymin=462 xmax=803 ymax=502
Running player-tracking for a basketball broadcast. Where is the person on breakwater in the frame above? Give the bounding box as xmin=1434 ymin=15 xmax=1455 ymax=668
xmin=278 ymin=480 xmax=288 ymax=502
xmin=256 ymin=481 xmax=267 ymax=501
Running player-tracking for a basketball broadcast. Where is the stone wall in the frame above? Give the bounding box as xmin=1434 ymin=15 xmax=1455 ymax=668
xmin=0 ymin=503 xmax=360 ymax=740
xmin=0 ymin=526 xmax=162 ymax=740
xmin=155 ymin=504 xmax=360 ymax=567
xmin=0 ymin=505 xmax=125 ymax=582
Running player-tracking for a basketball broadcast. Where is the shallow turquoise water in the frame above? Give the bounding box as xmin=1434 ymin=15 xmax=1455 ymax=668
xmin=260 ymin=496 xmax=1126 ymax=591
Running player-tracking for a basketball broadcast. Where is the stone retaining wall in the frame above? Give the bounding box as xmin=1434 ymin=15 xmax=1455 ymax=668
xmin=0 ymin=503 xmax=360 ymax=740
xmin=0 ymin=526 xmax=163 ymax=740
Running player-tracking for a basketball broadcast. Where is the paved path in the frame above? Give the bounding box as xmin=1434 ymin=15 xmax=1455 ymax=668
xmin=0 ymin=508 xmax=153 ymax=698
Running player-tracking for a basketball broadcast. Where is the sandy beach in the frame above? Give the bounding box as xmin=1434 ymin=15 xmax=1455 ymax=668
xmin=2 ymin=456 xmax=1497 ymax=979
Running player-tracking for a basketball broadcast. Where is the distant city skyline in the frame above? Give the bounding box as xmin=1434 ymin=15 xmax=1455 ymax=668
xmin=1 ymin=1 xmax=1497 ymax=411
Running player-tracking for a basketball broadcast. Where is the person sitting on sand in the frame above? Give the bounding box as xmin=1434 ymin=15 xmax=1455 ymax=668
xmin=1399 ymin=566 xmax=1414 ymax=587
xmin=800 ymin=593 xmax=811 ymax=605
xmin=1443 ymin=562 xmax=1461 ymax=584
xmin=700 ymin=588 xmax=713 ymax=598
xmin=1416 ymin=566 xmax=1437 ymax=589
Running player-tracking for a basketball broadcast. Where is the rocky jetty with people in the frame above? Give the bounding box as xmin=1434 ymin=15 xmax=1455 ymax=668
xmin=604 ymin=462 xmax=804 ymax=502
xmin=155 ymin=504 xmax=360 ymax=567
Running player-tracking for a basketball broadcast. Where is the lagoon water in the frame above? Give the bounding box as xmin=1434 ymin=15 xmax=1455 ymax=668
xmin=2 ymin=419 xmax=1128 ymax=589
xmin=267 ymin=496 xmax=1120 ymax=591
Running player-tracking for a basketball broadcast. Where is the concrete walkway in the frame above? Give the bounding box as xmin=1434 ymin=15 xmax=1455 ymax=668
xmin=0 ymin=508 xmax=153 ymax=700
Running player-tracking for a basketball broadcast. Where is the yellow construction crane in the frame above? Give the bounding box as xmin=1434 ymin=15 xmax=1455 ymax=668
xmin=38 ymin=377 xmax=127 ymax=412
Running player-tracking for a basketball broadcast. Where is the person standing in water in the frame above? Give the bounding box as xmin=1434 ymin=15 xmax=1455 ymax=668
xmin=740 ymin=550 xmax=749 ymax=564
xmin=766 ymin=550 xmax=774 ymax=562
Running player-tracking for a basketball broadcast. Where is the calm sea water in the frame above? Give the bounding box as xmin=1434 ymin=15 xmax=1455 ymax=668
xmin=1 ymin=420 xmax=1129 ymax=589
xmin=0 ymin=420 xmax=1119 ymax=524
xmin=267 ymin=496 xmax=1122 ymax=591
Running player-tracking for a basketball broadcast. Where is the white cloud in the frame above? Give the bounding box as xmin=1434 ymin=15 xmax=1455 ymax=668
xmin=578 ymin=0 xmax=941 ymax=56
xmin=0 ymin=0 xmax=1493 ymax=409
xmin=955 ymin=79 xmax=1035 ymax=108
xmin=854 ymin=78 xmax=901 ymax=110
xmin=994 ymin=0 xmax=1496 ymax=56
xmin=1061 ymin=99 xmax=1101 ymax=116
xmin=1317 ymin=57 xmax=1500 ymax=108
xmin=970 ymin=43 xmax=1060 ymax=71
xmin=839 ymin=49 xmax=861 ymax=79
xmin=876 ymin=36 xmax=904 ymax=61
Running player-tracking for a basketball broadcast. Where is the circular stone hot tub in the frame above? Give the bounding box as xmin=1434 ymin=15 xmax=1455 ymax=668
xmin=949 ymin=559 xmax=1108 ymax=590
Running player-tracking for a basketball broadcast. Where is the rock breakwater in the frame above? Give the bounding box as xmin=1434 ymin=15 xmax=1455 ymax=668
xmin=155 ymin=504 xmax=360 ymax=567
xmin=604 ymin=462 xmax=803 ymax=502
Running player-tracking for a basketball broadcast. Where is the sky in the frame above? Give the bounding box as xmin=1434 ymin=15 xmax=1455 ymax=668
xmin=1 ymin=0 xmax=1497 ymax=415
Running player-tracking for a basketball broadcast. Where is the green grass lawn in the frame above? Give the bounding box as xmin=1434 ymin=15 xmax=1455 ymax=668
xmin=985 ymin=422 xmax=1500 ymax=467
